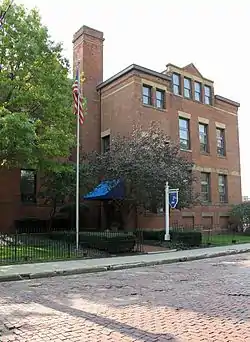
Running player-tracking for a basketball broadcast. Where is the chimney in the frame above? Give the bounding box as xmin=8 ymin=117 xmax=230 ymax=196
xmin=73 ymin=26 xmax=104 ymax=153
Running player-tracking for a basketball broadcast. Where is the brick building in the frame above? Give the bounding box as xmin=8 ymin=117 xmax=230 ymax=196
xmin=73 ymin=25 xmax=242 ymax=230
xmin=0 ymin=25 xmax=241 ymax=232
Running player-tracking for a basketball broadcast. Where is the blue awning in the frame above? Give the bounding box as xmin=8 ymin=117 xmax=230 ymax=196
xmin=83 ymin=179 xmax=124 ymax=200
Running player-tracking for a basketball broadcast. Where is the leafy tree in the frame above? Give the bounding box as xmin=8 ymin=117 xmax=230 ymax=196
xmin=39 ymin=162 xmax=96 ymax=228
xmin=88 ymin=123 xmax=198 ymax=229
xmin=229 ymin=202 xmax=250 ymax=232
xmin=0 ymin=0 xmax=75 ymax=169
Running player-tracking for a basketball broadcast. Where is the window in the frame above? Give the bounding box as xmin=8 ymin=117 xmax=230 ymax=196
xmin=156 ymin=89 xmax=165 ymax=109
xmin=179 ymin=118 xmax=190 ymax=150
xmin=199 ymin=123 xmax=209 ymax=153
xmin=201 ymin=172 xmax=210 ymax=202
xmin=102 ymin=135 xmax=110 ymax=153
xmin=20 ymin=170 xmax=36 ymax=203
xmin=216 ymin=128 xmax=226 ymax=156
xmin=184 ymin=77 xmax=191 ymax=98
xmin=204 ymin=85 xmax=211 ymax=105
xmin=194 ymin=82 xmax=201 ymax=101
xmin=173 ymin=73 xmax=181 ymax=95
xmin=142 ymin=85 xmax=152 ymax=105
xmin=218 ymin=175 xmax=228 ymax=203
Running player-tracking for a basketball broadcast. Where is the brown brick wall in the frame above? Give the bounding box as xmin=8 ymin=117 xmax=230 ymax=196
xmin=100 ymin=68 xmax=242 ymax=227
xmin=73 ymin=26 xmax=104 ymax=154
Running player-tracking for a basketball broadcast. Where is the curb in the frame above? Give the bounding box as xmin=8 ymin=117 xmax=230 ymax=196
xmin=0 ymin=248 xmax=249 ymax=283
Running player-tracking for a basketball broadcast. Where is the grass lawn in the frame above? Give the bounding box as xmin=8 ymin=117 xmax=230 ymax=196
xmin=202 ymin=234 xmax=250 ymax=246
xmin=0 ymin=243 xmax=83 ymax=264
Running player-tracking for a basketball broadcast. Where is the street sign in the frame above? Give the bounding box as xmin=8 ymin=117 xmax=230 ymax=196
xmin=169 ymin=189 xmax=179 ymax=209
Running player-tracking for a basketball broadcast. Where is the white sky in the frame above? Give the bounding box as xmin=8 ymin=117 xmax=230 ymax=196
xmin=14 ymin=0 xmax=250 ymax=196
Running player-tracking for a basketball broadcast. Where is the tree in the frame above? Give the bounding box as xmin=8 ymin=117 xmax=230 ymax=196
xmin=39 ymin=161 xmax=96 ymax=229
xmin=229 ymin=202 xmax=250 ymax=232
xmin=0 ymin=1 xmax=75 ymax=169
xmin=88 ymin=123 xmax=197 ymax=229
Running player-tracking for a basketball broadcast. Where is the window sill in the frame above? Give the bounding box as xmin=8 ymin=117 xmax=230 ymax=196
xmin=142 ymin=104 xmax=167 ymax=112
xmin=180 ymin=149 xmax=192 ymax=153
xmin=201 ymin=151 xmax=210 ymax=156
xmin=173 ymin=93 xmax=182 ymax=98
xmin=217 ymin=154 xmax=226 ymax=159
xmin=175 ymin=93 xmax=213 ymax=107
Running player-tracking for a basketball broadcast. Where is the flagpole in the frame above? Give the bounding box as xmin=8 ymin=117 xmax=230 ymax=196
xmin=76 ymin=61 xmax=80 ymax=251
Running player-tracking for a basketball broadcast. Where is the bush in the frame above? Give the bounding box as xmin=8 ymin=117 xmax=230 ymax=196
xmin=171 ymin=230 xmax=202 ymax=247
xmin=48 ymin=231 xmax=136 ymax=254
xmin=143 ymin=229 xmax=202 ymax=247
xmin=15 ymin=218 xmax=48 ymax=233
xmin=143 ymin=230 xmax=165 ymax=241
xmin=243 ymin=226 xmax=250 ymax=236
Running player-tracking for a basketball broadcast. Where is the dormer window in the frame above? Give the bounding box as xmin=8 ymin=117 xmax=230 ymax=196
xmin=204 ymin=85 xmax=211 ymax=105
xmin=173 ymin=73 xmax=181 ymax=95
xmin=194 ymin=82 xmax=201 ymax=102
xmin=184 ymin=77 xmax=191 ymax=98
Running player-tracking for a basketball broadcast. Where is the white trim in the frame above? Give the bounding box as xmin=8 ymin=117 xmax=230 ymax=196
xmin=101 ymin=129 xmax=111 ymax=138
xmin=178 ymin=111 xmax=191 ymax=119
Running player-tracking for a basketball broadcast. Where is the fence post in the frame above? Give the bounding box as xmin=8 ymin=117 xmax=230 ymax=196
xmin=14 ymin=230 xmax=18 ymax=262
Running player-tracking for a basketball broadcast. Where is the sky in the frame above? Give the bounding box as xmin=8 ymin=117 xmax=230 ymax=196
xmin=13 ymin=0 xmax=250 ymax=196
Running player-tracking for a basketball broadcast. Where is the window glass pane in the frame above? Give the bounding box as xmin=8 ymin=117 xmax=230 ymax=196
xmin=143 ymin=86 xmax=150 ymax=96
xmin=102 ymin=135 xmax=110 ymax=153
xmin=156 ymin=90 xmax=163 ymax=100
xmin=180 ymin=139 xmax=188 ymax=149
xmin=20 ymin=170 xmax=36 ymax=203
xmin=180 ymin=130 xmax=188 ymax=140
xmin=195 ymin=82 xmax=201 ymax=92
xmin=156 ymin=99 xmax=162 ymax=108
xmin=173 ymin=74 xmax=180 ymax=85
xmin=205 ymin=86 xmax=211 ymax=96
xmin=173 ymin=84 xmax=179 ymax=94
xmin=195 ymin=92 xmax=201 ymax=101
xmin=184 ymin=88 xmax=190 ymax=98
xmin=199 ymin=135 xmax=206 ymax=144
xmin=179 ymin=118 xmax=188 ymax=128
xmin=184 ymin=78 xmax=191 ymax=89
xmin=204 ymin=96 xmax=210 ymax=105
xmin=199 ymin=124 xmax=205 ymax=133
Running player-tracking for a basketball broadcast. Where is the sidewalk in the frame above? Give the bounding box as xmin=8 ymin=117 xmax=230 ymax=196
xmin=1 ymin=243 xmax=250 ymax=283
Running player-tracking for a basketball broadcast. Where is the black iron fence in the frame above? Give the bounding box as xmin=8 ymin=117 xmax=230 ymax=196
xmin=142 ymin=223 xmax=250 ymax=248
xmin=0 ymin=229 xmax=144 ymax=265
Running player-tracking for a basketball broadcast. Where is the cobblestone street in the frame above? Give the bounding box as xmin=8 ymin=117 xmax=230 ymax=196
xmin=0 ymin=253 xmax=249 ymax=342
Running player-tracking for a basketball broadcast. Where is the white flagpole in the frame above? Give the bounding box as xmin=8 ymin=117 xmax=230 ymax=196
xmin=76 ymin=61 xmax=80 ymax=250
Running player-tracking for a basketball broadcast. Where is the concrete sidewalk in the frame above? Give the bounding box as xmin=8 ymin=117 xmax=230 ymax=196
xmin=1 ymin=243 xmax=250 ymax=283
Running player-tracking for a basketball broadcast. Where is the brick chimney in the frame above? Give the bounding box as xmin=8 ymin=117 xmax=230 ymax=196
xmin=72 ymin=25 xmax=104 ymax=154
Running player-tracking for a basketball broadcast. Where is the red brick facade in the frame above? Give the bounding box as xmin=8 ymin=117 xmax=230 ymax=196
xmin=74 ymin=26 xmax=241 ymax=229
xmin=0 ymin=25 xmax=242 ymax=232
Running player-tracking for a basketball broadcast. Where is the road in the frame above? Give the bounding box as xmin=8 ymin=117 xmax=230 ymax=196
xmin=0 ymin=253 xmax=250 ymax=342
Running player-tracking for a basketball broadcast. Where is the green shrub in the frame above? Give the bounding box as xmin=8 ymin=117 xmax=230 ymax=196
xmin=143 ymin=230 xmax=165 ymax=241
xmin=170 ymin=230 xmax=202 ymax=247
xmin=48 ymin=231 xmax=136 ymax=254
xmin=143 ymin=229 xmax=202 ymax=247
xmin=243 ymin=226 xmax=250 ymax=236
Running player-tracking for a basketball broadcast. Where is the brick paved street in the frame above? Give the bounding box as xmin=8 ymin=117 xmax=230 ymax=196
xmin=0 ymin=253 xmax=249 ymax=342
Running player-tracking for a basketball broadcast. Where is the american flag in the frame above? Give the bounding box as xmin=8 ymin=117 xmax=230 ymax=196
xmin=72 ymin=65 xmax=84 ymax=125
xmin=0 ymin=12 xmax=5 ymax=28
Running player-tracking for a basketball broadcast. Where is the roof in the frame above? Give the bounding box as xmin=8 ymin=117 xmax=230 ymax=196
xmin=96 ymin=64 xmax=172 ymax=90
xmin=96 ymin=63 xmax=240 ymax=108
xmin=215 ymin=95 xmax=240 ymax=108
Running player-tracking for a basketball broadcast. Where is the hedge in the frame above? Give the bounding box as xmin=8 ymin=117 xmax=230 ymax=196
xmin=143 ymin=229 xmax=202 ymax=247
xmin=48 ymin=231 xmax=137 ymax=254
